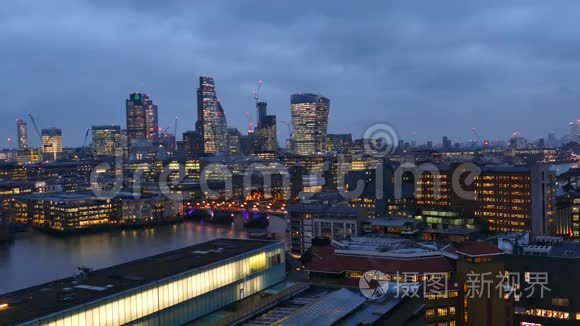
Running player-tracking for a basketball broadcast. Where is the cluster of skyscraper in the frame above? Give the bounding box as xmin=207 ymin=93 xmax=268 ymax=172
xmin=182 ymin=76 xmax=331 ymax=157
xmin=12 ymin=76 xmax=335 ymax=161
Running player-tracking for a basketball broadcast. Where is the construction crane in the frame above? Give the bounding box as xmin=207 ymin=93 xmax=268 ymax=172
xmin=82 ymin=128 xmax=90 ymax=156
xmin=471 ymin=128 xmax=481 ymax=143
xmin=253 ymin=80 xmax=263 ymax=104
xmin=28 ymin=114 xmax=49 ymax=153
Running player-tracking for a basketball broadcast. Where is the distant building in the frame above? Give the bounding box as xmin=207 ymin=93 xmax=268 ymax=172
xmin=415 ymin=163 xmax=476 ymax=232
xmin=290 ymin=93 xmax=330 ymax=155
xmin=196 ymin=76 xmax=228 ymax=154
xmin=254 ymin=101 xmax=277 ymax=152
xmin=344 ymin=164 xmax=397 ymax=218
xmin=227 ymin=127 xmax=241 ymax=155
xmin=16 ymin=119 xmax=28 ymax=150
xmin=126 ymin=92 xmax=158 ymax=142
xmin=41 ymin=127 xmax=63 ymax=161
xmin=509 ymin=132 xmax=528 ymax=149
xmin=326 ymin=133 xmax=352 ymax=153
xmin=182 ymin=131 xmax=203 ymax=158
xmin=111 ymin=192 xmax=180 ymax=224
xmin=91 ymin=125 xmax=121 ymax=157
xmin=239 ymin=132 xmax=255 ymax=156
xmin=13 ymin=192 xmax=111 ymax=231
xmin=126 ymin=93 xmax=159 ymax=159
xmin=16 ymin=148 xmax=41 ymax=165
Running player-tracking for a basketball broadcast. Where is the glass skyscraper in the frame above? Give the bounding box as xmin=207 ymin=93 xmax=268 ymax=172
xmin=196 ymin=76 xmax=228 ymax=154
xmin=16 ymin=119 xmax=28 ymax=150
xmin=126 ymin=93 xmax=159 ymax=144
xmin=290 ymin=93 xmax=330 ymax=155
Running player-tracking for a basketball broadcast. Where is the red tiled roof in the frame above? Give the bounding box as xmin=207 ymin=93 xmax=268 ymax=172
xmin=456 ymin=242 xmax=504 ymax=257
xmin=304 ymin=246 xmax=455 ymax=274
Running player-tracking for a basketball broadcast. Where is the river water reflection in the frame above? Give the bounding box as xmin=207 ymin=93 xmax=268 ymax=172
xmin=0 ymin=221 xmax=247 ymax=294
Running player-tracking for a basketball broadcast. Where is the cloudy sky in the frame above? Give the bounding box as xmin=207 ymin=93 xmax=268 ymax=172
xmin=1 ymin=1 xmax=579 ymax=147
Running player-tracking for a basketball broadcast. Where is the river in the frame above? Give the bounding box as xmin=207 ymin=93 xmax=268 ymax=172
xmin=0 ymin=221 xmax=248 ymax=294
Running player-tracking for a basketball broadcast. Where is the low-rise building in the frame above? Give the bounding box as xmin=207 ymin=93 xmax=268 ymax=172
xmin=288 ymin=203 xmax=363 ymax=256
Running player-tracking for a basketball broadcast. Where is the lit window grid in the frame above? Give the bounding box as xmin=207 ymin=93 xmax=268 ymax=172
xmin=22 ymin=244 xmax=285 ymax=326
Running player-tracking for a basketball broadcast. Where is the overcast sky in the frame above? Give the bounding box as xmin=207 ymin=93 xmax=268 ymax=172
xmin=1 ymin=1 xmax=579 ymax=147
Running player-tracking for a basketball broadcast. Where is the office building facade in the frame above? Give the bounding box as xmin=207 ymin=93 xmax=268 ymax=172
xmin=290 ymin=93 xmax=330 ymax=155
xmin=41 ymin=128 xmax=63 ymax=161
xmin=126 ymin=92 xmax=158 ymax=146
xmin=474 ymin=166 xmax=556 ymax=237
xmin=254 ymin=101 xmax=277 ymax=152
xmin=91 ymin=125 xmax=121 ymax=157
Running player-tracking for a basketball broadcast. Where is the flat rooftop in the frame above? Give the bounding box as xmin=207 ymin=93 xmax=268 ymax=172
xmin=0 ymin=238 xmax=279 ymax=325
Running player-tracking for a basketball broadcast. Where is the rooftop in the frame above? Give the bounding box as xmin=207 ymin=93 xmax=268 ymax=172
xmin=304 ymin=245 xmax=454 ymax=275
xmin=456 ymin=242 xmax=504 ymax=257
xmin=371 ymin=217 xmax=417 ymax=228
xmin=0 ymin=238 xmax=278 ymax=325
xmin=281 ymin=288 xmax=366 ymax=325
xmin=15 ymin=192 xmax=98 ymax=202
xmin=288 ymin=203 xmax=361 ymax=217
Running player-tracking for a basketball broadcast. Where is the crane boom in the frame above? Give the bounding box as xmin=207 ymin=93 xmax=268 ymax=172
xmin=471 ymin=128 xmax=481 ymax=143
xmin=253 ymin=80 xmax=262 ymax=103
xmin=28 ymin=114 xmax=45 ymax=153
xmin=82 ymin=128 xmax=90 ymax=156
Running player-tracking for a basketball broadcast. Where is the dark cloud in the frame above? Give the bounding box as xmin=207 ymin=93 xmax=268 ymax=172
xmin=1 ymin=0 xmax=579 ymax=147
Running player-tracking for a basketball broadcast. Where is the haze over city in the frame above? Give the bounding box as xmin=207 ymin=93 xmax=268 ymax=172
xmin=2 ymin=1 xmax=580 ymax=146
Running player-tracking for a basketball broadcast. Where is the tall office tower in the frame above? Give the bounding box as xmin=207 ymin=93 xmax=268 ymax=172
xmin=126 ymin=93 xmax=158 ymax=160
xmin=257 ymin=101 xmax=267 ymax=128
xmin=290 ymin=93 xmax=330 ymax=155
xmin=227 ymin=128 xmax=241 ymax=155
xmin=196 ymin=76 xmax=228 ymax=154
xmin=41 ymin=128 xmax=63 ymax=161
xmin=126 ymin=93 xmax=159 ymax=144
xmin=254 ymin=101 xmax=277 ymax=152
xmin=16 ymin=119 xmax=28 ymax=150
xmin=91 ymin=125 xmax=121 ymax=157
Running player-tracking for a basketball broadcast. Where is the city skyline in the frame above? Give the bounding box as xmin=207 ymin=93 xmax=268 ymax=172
xmin=2 ymin=2 xmax=580 ymax=147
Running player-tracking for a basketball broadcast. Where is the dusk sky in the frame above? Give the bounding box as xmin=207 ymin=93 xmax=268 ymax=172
xmin=1 ymin=1 xmax=579 ymax=147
